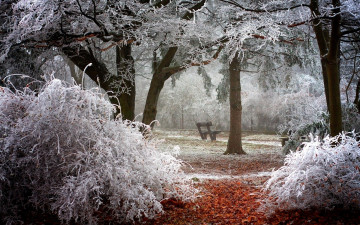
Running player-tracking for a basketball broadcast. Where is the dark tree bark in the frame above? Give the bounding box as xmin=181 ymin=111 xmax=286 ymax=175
xmin=116 ymin=45 xmax=136 ymax=120
xmin=354 ymin=78 xmax=360 ymax=113
xmin=224 ymin=53 xmax=246 ymax=155
xmin=310 ymin=3 xmax=331 ymax=109
xmin=142 ymin=47 xmax=178 ymax=126
xmin=63 ymin=44 xmax=136 ymax=120
xmin=141 ymin=0 xmax=206 ymax=127
xmin=310 ymin=0 xmax=343 ymax=136
xmin=325 ymin=0 xmax=343 ymax=136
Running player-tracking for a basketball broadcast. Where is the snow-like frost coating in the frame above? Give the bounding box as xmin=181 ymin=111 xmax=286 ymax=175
xmin=0 ymin=79 xmax=196 ymax=224
xmin=263 ymin=133 xmax=360 ymax=213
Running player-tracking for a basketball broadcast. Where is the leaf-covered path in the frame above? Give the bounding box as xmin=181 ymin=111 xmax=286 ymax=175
xmin=147 ymin=179 xmax=360 ymax=225
xmin=23 ymin=129 xmax=360 ymax=224
xmin=147 ymin=129 xmax=360 ymax=225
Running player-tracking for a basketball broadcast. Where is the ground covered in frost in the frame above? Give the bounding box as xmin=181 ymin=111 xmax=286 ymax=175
xmin=145 ymin=129 xmax=360 ymax=225
xmin=25 ymin=129 xmax=360 ymax=224
xmin=154 ymin=129 xmax=284 ymax=180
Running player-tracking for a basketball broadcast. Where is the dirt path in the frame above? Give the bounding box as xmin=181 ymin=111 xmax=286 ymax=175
xmin=146 ymin=179 xmax=360 ymax=225
xmin=22 ymin=129 xmax=360 ymax=224
xmin=149 ymin=129 xmax=360 ymax=225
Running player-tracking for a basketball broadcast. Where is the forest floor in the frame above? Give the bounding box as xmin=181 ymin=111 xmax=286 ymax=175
xmin=23 ymin=129 xmax=360 ymax=224
xmin=143 ymin=129 xmax=360 ymax=225
xmin=153 ymin=129 xmax=283 ymax=180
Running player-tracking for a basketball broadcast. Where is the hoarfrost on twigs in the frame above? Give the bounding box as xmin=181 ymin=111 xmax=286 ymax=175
xmin=0 ymin=78 xmax=196 ymax=224
xmin=262 ymin=132 xmax=360 ymax=213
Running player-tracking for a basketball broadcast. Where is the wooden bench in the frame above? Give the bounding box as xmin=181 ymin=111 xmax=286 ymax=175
xmin=196 ymin=122 xmax=221 ymax=141
xmin=279 ymin=137 xmax=289 ymax=147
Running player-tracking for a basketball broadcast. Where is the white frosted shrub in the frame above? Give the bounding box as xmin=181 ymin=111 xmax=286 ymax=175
xmin=263 ymin=133 xmax=360 ymax=212
xmin=0 ymin=79 xmax=195 ymax=224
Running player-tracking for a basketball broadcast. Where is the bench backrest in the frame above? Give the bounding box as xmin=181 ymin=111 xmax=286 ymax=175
xmin=196 ymin=122 xmax=213 ymax=140
xmin=196 ymin=122 xmax=212 ymax=127
xmin=196 ymin=122 xmax=221 ymax=141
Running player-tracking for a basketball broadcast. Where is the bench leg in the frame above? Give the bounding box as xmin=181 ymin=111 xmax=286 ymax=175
xmin=280 ymin=138 xmax=289 ymax=147
xmin=200 ymin=133 xmax=207 ymax=140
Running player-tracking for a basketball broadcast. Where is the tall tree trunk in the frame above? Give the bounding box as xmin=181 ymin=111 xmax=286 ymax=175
xmin=141 ymin=1 xmax=206 ymax=127
xmin=320 ymin=60 xmax=331 ymax=109
xmin=326 ymin=0 xmax=343 ymax=136
xmin=116 ymin=45 xmax=136 ymax=120
xmin=354 ymin=78 xmax=360 ymax=113
xmin=224 ymin=53 xmax=246 ymax=155
xmin=310 ymin=0 xmax=331 ymax=111
xmin=142 ymin=47 xmax=178 ymax=126
xmin=142 ymin=75 xmax=166 ymax=126
xmin=310 ymin=0 xmax=343 ymax=136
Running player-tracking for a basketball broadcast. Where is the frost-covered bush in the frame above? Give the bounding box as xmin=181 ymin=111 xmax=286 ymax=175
xmin=263 ymin=133 xmax=360 ymax=212
xmin=282 ymin=103 xmax=360 ymax=154
xmin=342 ymin=103 xmax=360 ymax=132
xmin=0 ymin=79 xmax=195 ymax=224
xmin=282 ymin=114 xmax=329 ymax=154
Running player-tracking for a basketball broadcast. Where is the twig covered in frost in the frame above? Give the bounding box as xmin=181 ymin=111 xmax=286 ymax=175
xmin=0 ymin=79 xmax=196 ymax=224
xmin=262 ymin=132 xmax=360 ymax=214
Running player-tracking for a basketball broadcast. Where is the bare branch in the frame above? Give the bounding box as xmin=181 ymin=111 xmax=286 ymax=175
xmin=160 ymin=45 xmax=224 ymax=78
xmin=219 ymin=0 xmax=310 ymax=13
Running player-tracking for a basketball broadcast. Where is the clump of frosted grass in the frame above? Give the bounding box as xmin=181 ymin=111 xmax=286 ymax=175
xmin=0 ymin=79 xmax=195 ymax=224
xmin=263 ymin=132 xmax=360 ymax=212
